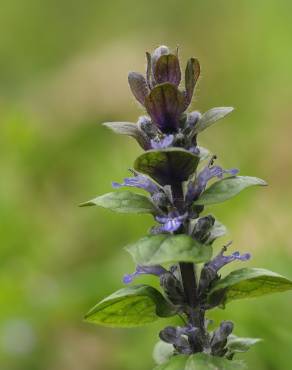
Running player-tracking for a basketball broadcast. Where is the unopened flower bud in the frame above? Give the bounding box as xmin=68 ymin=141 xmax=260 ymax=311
xmin=211 ymin=321 xmax=234 ymax=356
xmin=192 ymin=215 xmax=215 ymax=243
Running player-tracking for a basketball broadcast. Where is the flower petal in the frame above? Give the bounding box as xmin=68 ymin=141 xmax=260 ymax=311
xmin=112 ymin=171 xmax=160 ymax=194
xmin=207 ymin=250 xmax=251 ymax=272
xmin=123 ymin=265 xmax=167 ymax=284
xmin=154 ymin=213 xmax=187 ymax=233
xmin=186 ymin=165 xmax=239 ymax=203
xmin=151 ymin=135 xmax=174 ymax=149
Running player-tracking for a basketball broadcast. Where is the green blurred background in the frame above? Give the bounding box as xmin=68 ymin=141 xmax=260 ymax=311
xmin=1 ymin=0 xmax=292 ymax=369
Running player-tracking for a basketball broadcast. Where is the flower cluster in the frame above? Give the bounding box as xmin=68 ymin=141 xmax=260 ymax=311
xmin=82 ymin=45 xmax=292 ymax=370
xmin=127 ymin=46 xmax=207 ymax=153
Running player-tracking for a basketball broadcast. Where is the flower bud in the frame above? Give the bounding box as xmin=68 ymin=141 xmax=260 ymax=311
xmin=211 ymin=321 xmax=234 ymax=356
xmin=192 ymin=215 xmax=215 ymax=243
xmin=138 ymin=116 xmax=160 ymax=139
xmin=151 ymin=46 xmax=170 ymax=71
xmin=160 ymin=272 xmax=185 ymax=306
xmin=159 ymin=326 xmax=193 ymax=355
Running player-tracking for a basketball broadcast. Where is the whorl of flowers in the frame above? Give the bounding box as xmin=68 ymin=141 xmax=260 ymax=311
xmin=81 ymin=46 xmax=292 ymax=370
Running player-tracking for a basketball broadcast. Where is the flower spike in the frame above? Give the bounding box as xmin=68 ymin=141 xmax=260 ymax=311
xmin=83 ymin=45 xmax=279 ymax=367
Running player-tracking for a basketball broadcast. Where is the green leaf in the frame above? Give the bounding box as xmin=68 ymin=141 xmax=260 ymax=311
xmin=194 ymin=176 xmax=267 ymax=206
xmin=186 ymin=353 xmax=247 ymax=370
xmin=126 ymin=234 xmax=212 ymax=266
xmin=154 ymin=353 xmax=246 ymax=370
xmin=85 ymin=285 xmax=176 ymax=327
xmin=79 ymin=191 xmax=157 ymax=214
xmin=208 ymin=268 xmax=292 ymax=306
xmin=154 ymin=355 xmax=188 ymax=370
xmin=103 ymin=121 xmax=149 ymax=149
xmin=153 ymin=341 xmax=174 ymax=365
xmin=134 ymin=148 xmax=199 ymax=186
xmin=194 ymin=107 xmax=234 ymax=134
xmin=227 ymin=335 xmax=262 ymax=355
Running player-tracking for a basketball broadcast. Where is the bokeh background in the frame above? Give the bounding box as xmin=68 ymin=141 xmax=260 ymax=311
xmin=1 ymin=0 xmax=292 ymax=369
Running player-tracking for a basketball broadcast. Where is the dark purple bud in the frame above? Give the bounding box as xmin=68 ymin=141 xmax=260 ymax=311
xmin=192 ymin=215 xmax=215 ymax=243
xmin=159 ymin=326 xmax=178 ymax=343
xmin=159 ymin=325 xmax=204 ymax=355
xmin=154 ymin=54 xmax=181 ymax=86
xmin=128 ymin=72 xmax=149 ymax=105
xmin=144 ymin=83 xmax=185 ymax=133
xmin=123 ymin=264 xmax=167 ymax=284
xmin=151 ymin=134 xmax=174 ymax=149
xmin=160 ymin=272 xmax=185 ymax=306
xmin=159 ymin=326 xmax=192 ymax=355
xmin=112 ymin=170 xmax=160 ymax=194
xmin=184 ymin=58 xmax=200 ymax=108
xmin=211 ymin=321 xmax=234 ymax=356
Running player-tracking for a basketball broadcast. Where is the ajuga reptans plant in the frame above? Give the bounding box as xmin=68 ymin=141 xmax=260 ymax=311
xmin=81 ymin=46 xmax=292 ymax=369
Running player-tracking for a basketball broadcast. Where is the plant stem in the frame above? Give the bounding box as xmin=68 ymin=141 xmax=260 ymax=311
xmin=171 ymin=182 xmax=209 ymax=352
xmin=179 ymin=262 xmax=197 ymax=316
xmin=171 ymin=183 xmax=198 ymax=316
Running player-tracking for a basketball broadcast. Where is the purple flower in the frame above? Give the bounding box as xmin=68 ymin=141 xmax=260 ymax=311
xmin=123 ymin=265 xmax=167 ymax=284
xmin=152 ymin=212 xmax=187 ymax=234
xmin=189 ymin=146 xmax=200 ymax=155
xmin=186 ymin=159 xmax=239 ymax=203
xmin=206 ymin=243 xmax=251 ymax=273
xmin=199 ymin=243 xmax=251 ymax=295
xmin=150 ymin=135 xmax=174 ymax=149
xmin=112 ymin=170 xmax=160 ymax=194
